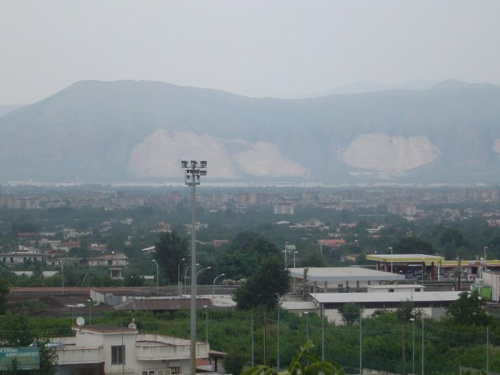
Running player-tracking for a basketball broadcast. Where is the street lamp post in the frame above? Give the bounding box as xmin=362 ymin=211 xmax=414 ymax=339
xmin=321 ymin=305 xmax=325 ymax=361
xmin=152 ymin=259 xmax=159 ymax=295
xmin=304 ymin=312 xmax=309 ymax=341
xmin=61 ymin=260 xmax=64 ymax=296
xmin=181 ymin=159 xmax=207 ymax=375
xmin=484 ymin=246 xmax=488 ymax=277
xmin=184 ymin=263 xmax=200 ymax=295
xmin=421 ymin=317 xmax=424 ymax=375
xmin=212 ymin=273 xmax=225 ymax=299
xmin=293 ymin=251 xmax=298 ymax=293
xmin=284 ymin=242 xmax=288 ymax=268
xmin=410 ymin=318 xmax=415 ymax=375
xmin=177 ymin=258 xmax=186 ymax=296
xmin=87 ymin=298 xmax=92 ymax=325
xmin=196 ymin=266 xmax=211 ymax=292
xmin=389 ymin=247 xmax=393 ymax=273
xmin=359 ymin=311 xmax=363 ymax=375
xmin=203 ymin=305 xmax=208 ymax=342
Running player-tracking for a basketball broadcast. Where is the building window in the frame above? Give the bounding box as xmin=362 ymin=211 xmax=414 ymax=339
xmin=141 ymin=370 xmax=172 ymax=375
xmin=111 ymin=345 xmax=125 ymax=365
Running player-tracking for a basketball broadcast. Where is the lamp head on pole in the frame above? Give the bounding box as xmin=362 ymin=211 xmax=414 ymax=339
xmin=181 ymin=160 xmax=208 ymax=186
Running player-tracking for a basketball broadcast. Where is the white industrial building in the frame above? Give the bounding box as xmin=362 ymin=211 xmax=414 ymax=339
xmin=312 ymin=290 xmax=462 ymax=323
xmin=288 ymin=267 xmax=405 ymax=293
xmin=284 ymin=267 xmax=462 ymax=324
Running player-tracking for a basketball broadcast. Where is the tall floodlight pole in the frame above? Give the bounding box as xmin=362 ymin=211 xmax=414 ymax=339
xmin=181 ymin=160 xmax=207 ymax=375
xmin=152 ymin=259 xmax=159 ymax=295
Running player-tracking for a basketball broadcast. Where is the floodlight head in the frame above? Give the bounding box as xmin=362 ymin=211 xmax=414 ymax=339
xmin=191 ymin=160 xmax=198 ymax=168
xmin=200 ymin=161 xmax=207 ymax=168
xmin=181 ymin=160 xmax=188 ymax=168
xmin=200 ymin=171 xmax=207 ymax=176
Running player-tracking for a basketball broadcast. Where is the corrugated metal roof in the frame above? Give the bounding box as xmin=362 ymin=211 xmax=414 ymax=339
xmin=289 ymin=267 xmax=404 ymax=282
xmin=114 ymin=298 xmax=213 ymax=311
xmin=312 ymin=291 xmax=462 ymax=304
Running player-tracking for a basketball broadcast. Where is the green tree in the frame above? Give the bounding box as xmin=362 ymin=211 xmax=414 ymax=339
xmin=391 ymin=237 xmax=435 ymax=255
xmin=338 ymin=303 xmax=361 ymax=325
xmin=300 ymin=250 xmax=327 ymax=268
xmin=445 ymin=290 xmax=491 ymax=326
xmin=154 ymin=231 xmax=189 ymax=284
xmin=217 ymin=232 xmax=281 ymax=280
xmin=224 ymin=347 xmax=247 ymax=375
xmin=234 ymin=255 xmax=290 ymax=312
xmin=241 ymin=341 xmax=343 ymax=375
xmin=0 ymin=312 xmax=57 ymax=375
xmin=396 ymin=299 xmax=422 ymax=323
xmin=0 ymin=278 xmax=10 ymax=315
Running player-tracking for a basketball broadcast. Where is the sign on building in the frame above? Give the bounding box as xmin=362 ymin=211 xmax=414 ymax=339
xmin=0 ymin=347 xmax=40 ymax=370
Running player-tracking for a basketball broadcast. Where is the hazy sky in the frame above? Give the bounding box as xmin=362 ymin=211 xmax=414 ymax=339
xmin=1 ymin=0 xmax=500 ymax=105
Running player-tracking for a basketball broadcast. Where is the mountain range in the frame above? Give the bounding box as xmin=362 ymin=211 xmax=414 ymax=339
xmin=1 ymin=79 xmax=500 ymax=184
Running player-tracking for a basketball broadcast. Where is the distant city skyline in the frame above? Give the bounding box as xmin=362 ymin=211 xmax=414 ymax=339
xmin=1 ymin=0 xmax=500 ymax=105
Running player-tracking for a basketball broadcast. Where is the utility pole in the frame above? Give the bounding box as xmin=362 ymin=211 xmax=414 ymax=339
xmin=457 ymin=252 xmax=462 ymax=291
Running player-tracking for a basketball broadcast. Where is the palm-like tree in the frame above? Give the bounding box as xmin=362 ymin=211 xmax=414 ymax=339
xmin=241 ymin=341 xmax=343 ymax=375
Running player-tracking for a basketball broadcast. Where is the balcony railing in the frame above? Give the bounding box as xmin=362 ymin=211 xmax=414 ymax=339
xmin=135 ymin=335 xmax=209 ymax=361
xmin=56 ymin=346 xmax=104 ymax=365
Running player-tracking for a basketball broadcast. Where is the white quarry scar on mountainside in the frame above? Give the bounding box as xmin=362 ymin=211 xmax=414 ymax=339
xmin=340 ymin=133 xmax=441 ymax=174
xmin=127 ymin=129 xmax=307 ymax=179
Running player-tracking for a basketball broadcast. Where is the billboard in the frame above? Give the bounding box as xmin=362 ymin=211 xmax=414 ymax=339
xmin=0 ymin=347 xmax=40 ymax=370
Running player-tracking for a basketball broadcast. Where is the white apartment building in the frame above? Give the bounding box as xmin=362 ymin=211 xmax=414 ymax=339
xmin=52 ymin=324 xmax=210 ymax=375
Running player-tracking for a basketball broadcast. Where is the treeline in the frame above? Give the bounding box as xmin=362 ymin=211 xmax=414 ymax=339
xmin=6 ymin=303 xmax=500 ymax=375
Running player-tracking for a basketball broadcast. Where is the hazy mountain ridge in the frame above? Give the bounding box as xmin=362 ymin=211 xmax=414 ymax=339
xmin=282 ymin=80 xmax=437 ymax=99
xmin=1 ymin=80 xmax=500 ymax=183
xmin=0 ymin=104 xmax=25 ymax=117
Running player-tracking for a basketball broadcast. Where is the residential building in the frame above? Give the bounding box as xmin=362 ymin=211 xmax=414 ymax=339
xmin=274 ymin=202 xmax=294 ymax=215
xmin=51 ymin=324 xmax=210 ymax=375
